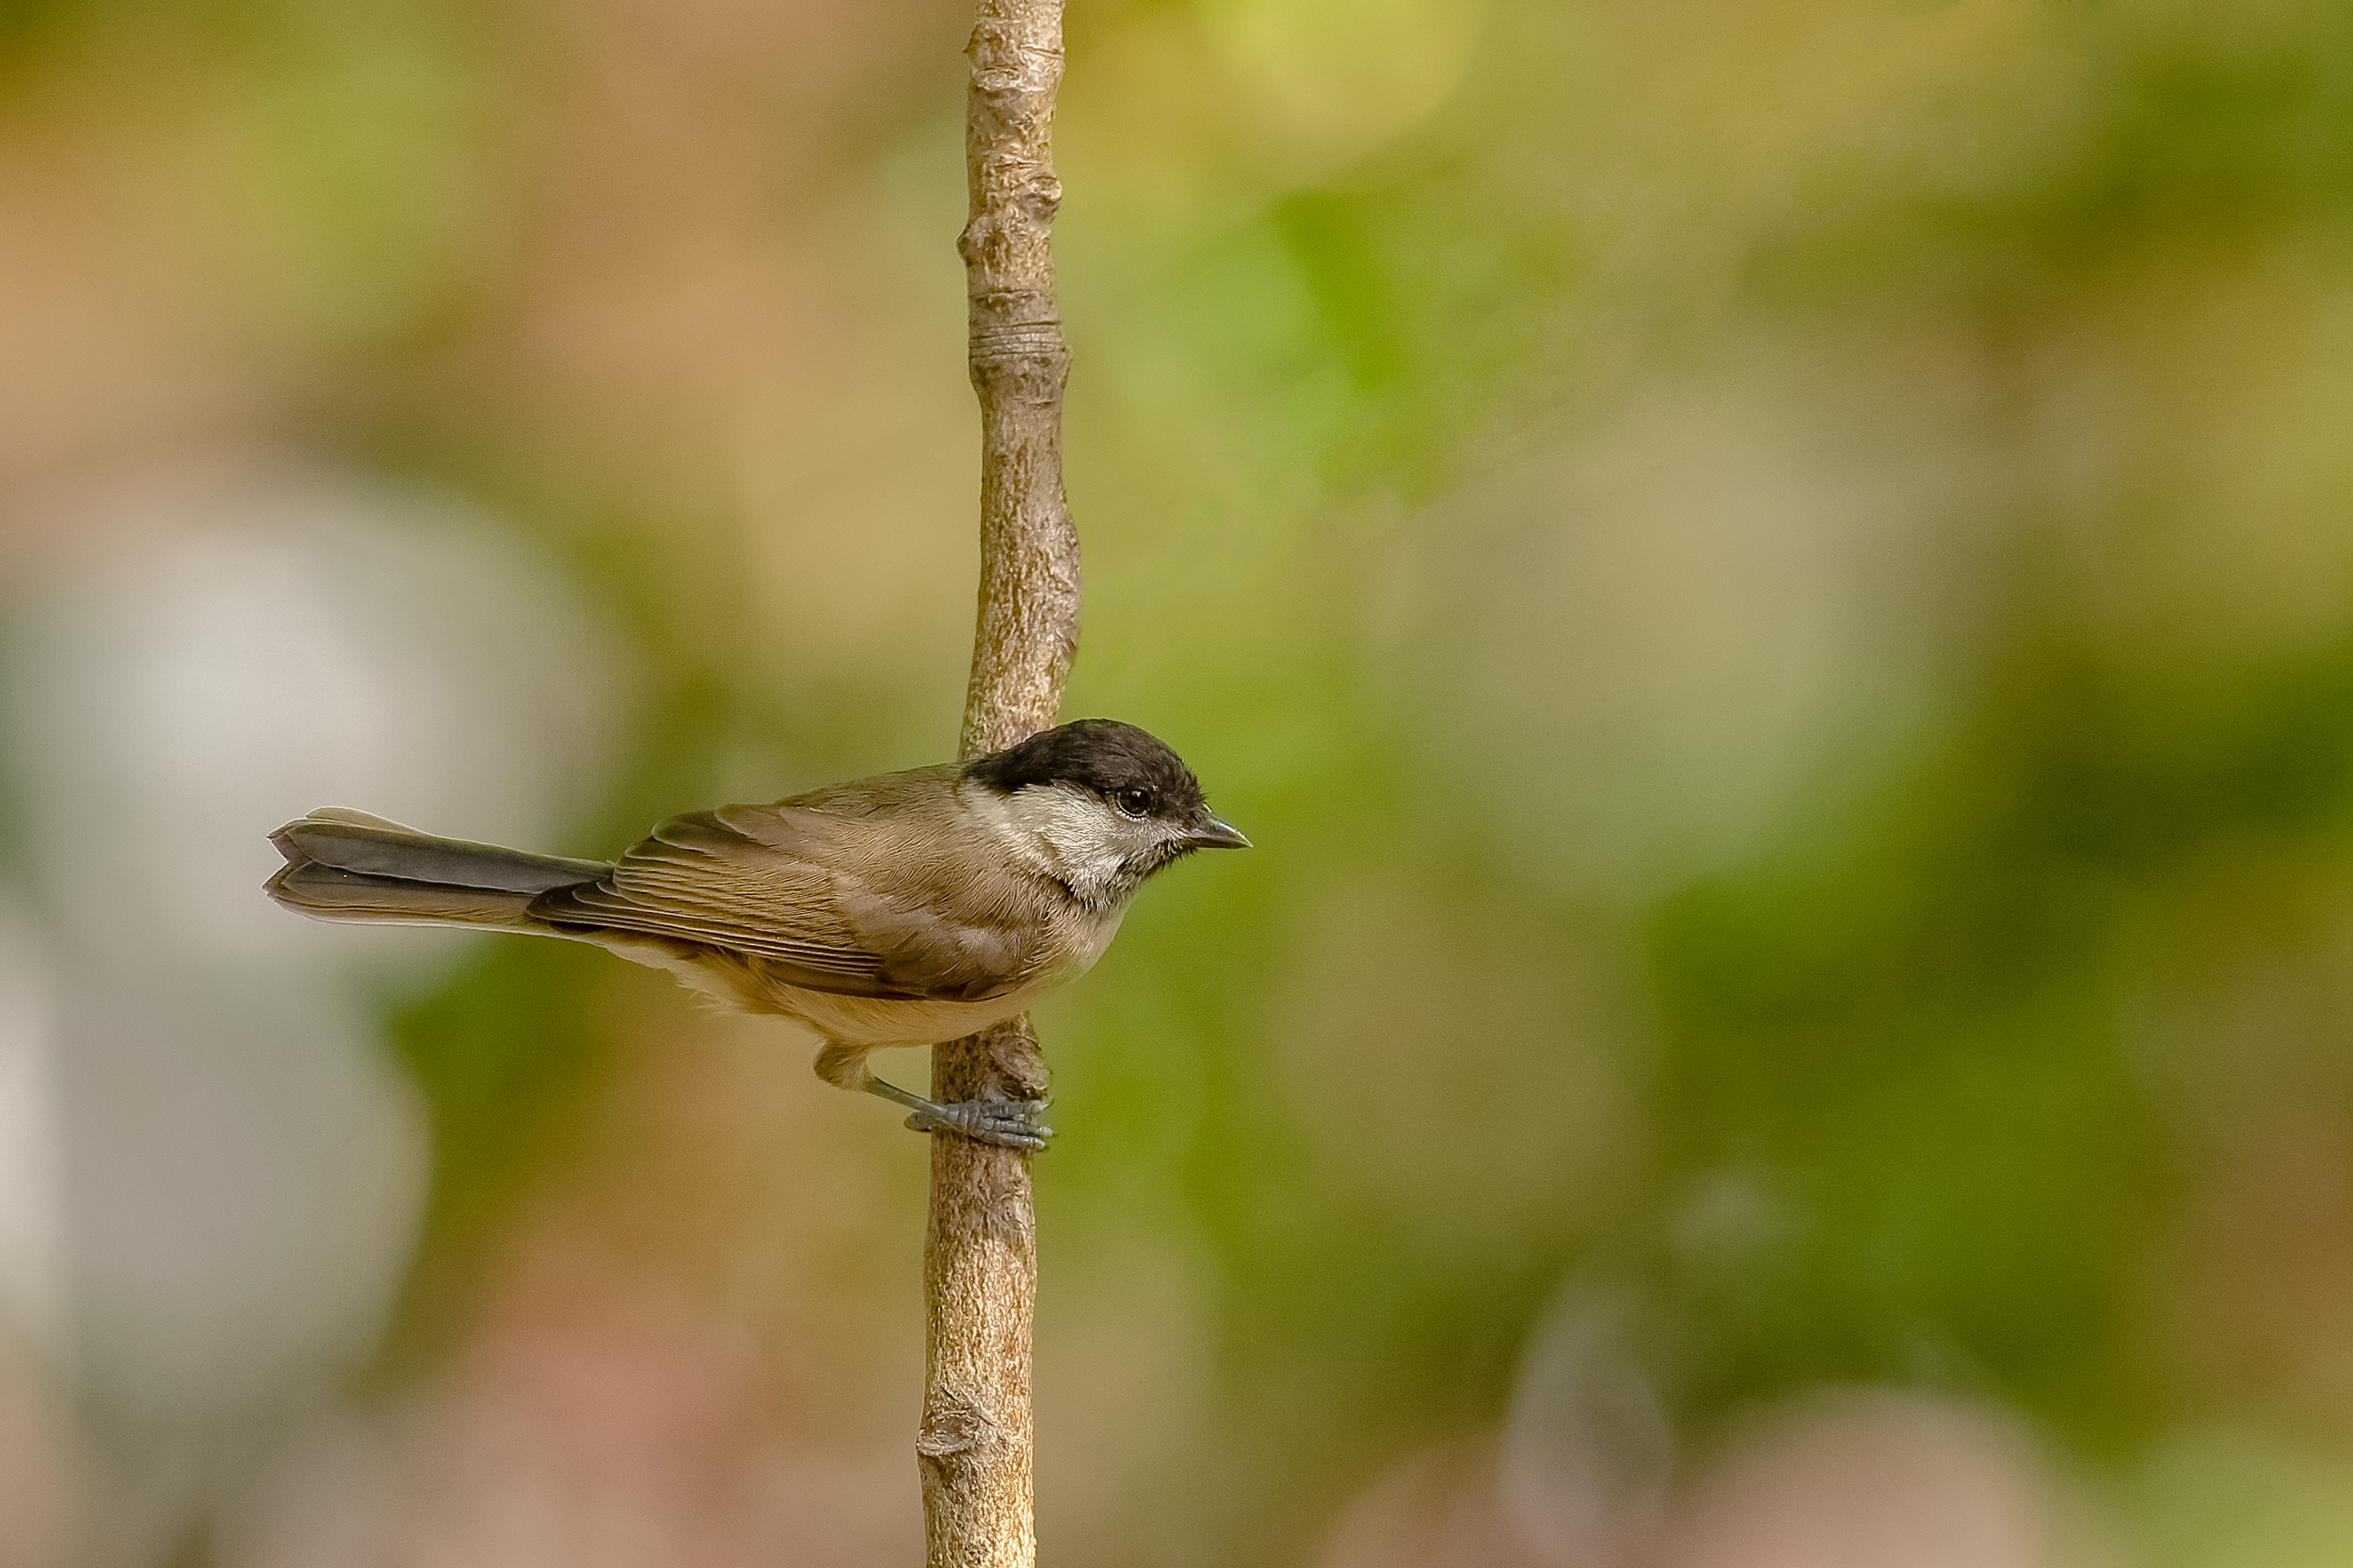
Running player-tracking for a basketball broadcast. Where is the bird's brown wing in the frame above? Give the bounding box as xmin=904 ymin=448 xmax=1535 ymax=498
xmin=527 ymin=768 xmax=1036 ymax=1001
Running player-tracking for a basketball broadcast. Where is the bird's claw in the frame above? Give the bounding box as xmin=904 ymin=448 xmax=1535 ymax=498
xmin=904 ymin=1096 xmax=1053 ymax=1150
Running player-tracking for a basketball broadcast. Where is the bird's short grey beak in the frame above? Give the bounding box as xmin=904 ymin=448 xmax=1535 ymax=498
xmin=1186 ymin=814 xmax=1252 ymax=850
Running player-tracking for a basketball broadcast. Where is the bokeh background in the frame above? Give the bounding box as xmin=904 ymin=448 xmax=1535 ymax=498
xmin=0 ymin=0 xmax=2349 ymax=1562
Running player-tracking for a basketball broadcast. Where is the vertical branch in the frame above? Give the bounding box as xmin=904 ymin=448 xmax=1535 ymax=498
xmin=920 ymin=4 xmax=1075 ymax=1567
xmin=958 ymin=0 xmax=1080 ymax=760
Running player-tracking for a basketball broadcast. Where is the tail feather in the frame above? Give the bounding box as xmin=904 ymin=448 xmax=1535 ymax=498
xmin=265 ymin=810 xmax=610 ymax=930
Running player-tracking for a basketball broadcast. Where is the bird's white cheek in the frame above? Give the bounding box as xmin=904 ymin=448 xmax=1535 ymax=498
xmin=1013 ymin=791 xmax=1127 ymax=893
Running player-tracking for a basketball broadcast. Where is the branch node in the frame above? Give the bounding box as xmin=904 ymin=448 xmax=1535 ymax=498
xmin=916 ymin=1400 xmax=989 ymax=1461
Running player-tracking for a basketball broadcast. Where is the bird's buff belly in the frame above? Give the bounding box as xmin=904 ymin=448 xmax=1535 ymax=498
xmin=764 ymin=983 xmax=1041 ymax=1048
xmin=607 ymin=937 xmax=1071 ymax=1047
xmin=589 ymin=911 xmax=1116 ymax=1048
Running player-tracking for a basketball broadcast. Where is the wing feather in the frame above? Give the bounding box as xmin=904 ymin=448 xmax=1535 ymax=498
xmin=525 ymin=771 xmax=1043 ymax=1003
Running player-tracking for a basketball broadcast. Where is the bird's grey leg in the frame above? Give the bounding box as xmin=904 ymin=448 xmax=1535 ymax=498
xmin=862 ymin=1075 xmax=1053 ymax=1151
xmin=813 ymin=1040 xmax=1051 ymax=1150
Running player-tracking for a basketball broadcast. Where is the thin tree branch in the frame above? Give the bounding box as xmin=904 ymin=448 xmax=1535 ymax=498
xmin=920 ymin=3 xmax=1075 ymax=1565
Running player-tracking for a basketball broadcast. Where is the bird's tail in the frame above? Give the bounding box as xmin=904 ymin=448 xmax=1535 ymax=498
xmin=265 ymin=808 xmax=611 ymax=930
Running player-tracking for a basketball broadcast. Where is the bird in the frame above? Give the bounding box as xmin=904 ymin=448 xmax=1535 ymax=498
xmin=264 ymin=719 xmax=1248 ymax=1148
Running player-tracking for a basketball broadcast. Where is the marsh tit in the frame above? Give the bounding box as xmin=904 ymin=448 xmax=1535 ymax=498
xmin=264 ymin=719 xmax=1246 ymax=1149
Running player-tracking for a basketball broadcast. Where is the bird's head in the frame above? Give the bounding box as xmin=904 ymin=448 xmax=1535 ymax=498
xmin=964 ymin=719 xmax=1249 ymax=905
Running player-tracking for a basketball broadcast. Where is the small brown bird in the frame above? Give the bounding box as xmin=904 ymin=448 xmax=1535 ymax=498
xmin=264 ymin=720 xmax=1248 ymax=1148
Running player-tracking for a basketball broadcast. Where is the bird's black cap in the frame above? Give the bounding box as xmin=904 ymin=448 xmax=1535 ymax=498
xmin=965 ymin=719 xmax=1207 ymax=820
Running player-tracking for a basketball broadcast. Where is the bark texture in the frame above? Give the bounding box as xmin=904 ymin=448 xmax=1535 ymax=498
xmin=956 ymin=0 xmax=1080 ymax=762
xmin=922 ymin=4 xmax=1075 ymax=1565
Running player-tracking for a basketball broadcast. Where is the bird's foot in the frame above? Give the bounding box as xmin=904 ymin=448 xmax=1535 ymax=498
xmin=858 ymin=1072 xmax=1051 ymax=1149
xmin=903 ymin=1096 xmax=1053 ymax=1151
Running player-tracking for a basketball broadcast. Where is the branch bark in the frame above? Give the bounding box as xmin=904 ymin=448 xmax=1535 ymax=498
xmin=920 ymin=4 xmax=1076 ymax=1565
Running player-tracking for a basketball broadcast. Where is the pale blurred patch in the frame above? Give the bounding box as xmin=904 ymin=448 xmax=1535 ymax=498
xmin=1498 ymin=1288 xmax=1673 ymax=1567
xmin=0 ymin=906 xmax=66 ymax=1367
xmin=1387 ymin=345 xmax=1993 ymax=900
xmin=1320 ymin=1386 xmax=2115 ymax=1568
xmin=1657 ymin=1392 xmax=2116 ymax=1568
xmin=0 ymin=458 xmax=631 ymax=1552
xmin=65 ymin=974 xmax=416 ymax=1403
xmin=3 ymin=460 xmax=626 ymax=973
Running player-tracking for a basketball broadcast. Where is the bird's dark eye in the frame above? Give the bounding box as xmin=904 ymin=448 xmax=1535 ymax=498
xmin=1115 ymin=788 xmax=1153 ymax=818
